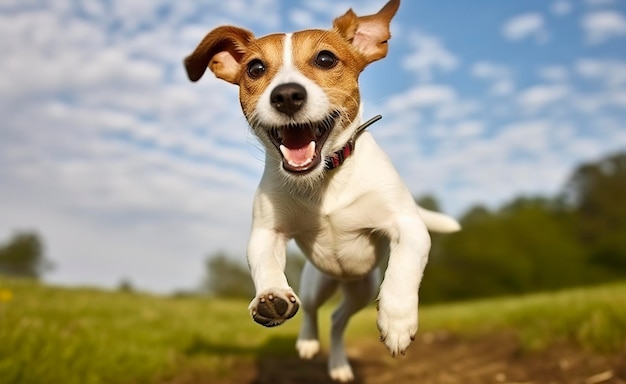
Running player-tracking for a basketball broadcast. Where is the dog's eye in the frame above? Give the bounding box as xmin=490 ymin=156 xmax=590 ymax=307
xmin=314 ymin=51 xmax=338 ymax=69
xmin=247 ymin=59 xmax=266 ymax=79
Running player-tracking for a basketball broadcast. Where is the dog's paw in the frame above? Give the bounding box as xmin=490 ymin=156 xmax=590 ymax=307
xmin=329 ymin=364 xmax=354 ymax=382
xmin=376 ymin=297 xmax=418 ymax=357
xmin=296 ymin=339 xmax=320 ymax=360
xmin=329 ymin=350 xmax=354 ymax=382
xmin=248 ymin=288 xmax=299 ymax=327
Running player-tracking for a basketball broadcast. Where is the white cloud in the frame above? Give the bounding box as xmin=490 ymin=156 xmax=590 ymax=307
xmin=289 ymin=9 xmax=318 ymax=28
xmin=575 ymin=58 xmax=626 ymax=87
xmin=582 ymin=11 xmax=626 ymax=44
xmin=454 ymin=121 xmax=485 ymax=137
xmin=517 ymin=84 xmax=570 ymax=111
xmin=584 ymin=0 xmax=617 ymax=6
xmin=490 ymin=80 xmax=516 ymax=96
xmin=471 ymin=61 xmax=510 ymax=79
xmin=384 ymin=84 xmax=457 ymax=113
xmin=402 ymin=109 xmax=625 ymax=216
xmin=502 ymin=13 xmax=549 ymax=43
xmin=301 ymin=0 xmax=383 ymax=21
xmin=610 ymin=89 xmax=626 ymax=107
xmin=210 ymin=0 xmax=282 ymax=30
xmin=434 ymin=100 xmax=480 ymax=122
xmin=402 ymin=31 xmax=459 ymax=82
xmin=539 ymin=65 xmax=570 ymax=82
xmin=552 ymin=1 xmax=573 ymax=16
xmin=399 ymin=119 xmax=568 ymax=215
xmin=496 ymin=120 xmax=551 ymax=150
xmin=290 ymin=0 xmax=384 ymax=29
xmin=572 ymin=93 xmax=607 ymax=114
xmin=423 ymin=119 xmax=485 ymax=140
xmin=471 ymin=61 xmax=515 ymax=96
xmin=572 ymin=88 xmax=626 ymax=114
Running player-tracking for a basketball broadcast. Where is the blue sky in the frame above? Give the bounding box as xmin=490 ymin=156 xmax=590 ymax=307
xmin=1 ymin=0 xmax=625 ymax=293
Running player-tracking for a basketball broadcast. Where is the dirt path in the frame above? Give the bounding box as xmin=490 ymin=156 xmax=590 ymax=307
xmin=250 ymin=333 xmax=624 ymax=384
xmin=172 ymin=332 xmax=626 ymax=384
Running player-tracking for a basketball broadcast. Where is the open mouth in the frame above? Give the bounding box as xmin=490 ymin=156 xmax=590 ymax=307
xmin=267 ymin=111 xmax=339 ymax=174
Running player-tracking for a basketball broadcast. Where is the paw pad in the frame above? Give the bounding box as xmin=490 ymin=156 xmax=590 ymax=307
xmin=252 ymin=292 xmax=299 ymax=327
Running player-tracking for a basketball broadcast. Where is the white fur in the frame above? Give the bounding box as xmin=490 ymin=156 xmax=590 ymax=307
xmin=246 ymin=111 xmax=460 ymax=380
xmin=243 ymin=20 xmax=460 ymax=384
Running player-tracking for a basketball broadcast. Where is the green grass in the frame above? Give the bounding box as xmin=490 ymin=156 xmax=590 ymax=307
xmin=419 ymin=282 xmax=626 ymax=352
xmin=340 ymin=282 xmax=626 ymax=354
xmin=1 ymin=278 xmax=625 ymax=384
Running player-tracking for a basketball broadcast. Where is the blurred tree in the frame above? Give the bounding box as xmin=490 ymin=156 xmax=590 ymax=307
xmin=461 ymin=205 xmax=492 ymax=224
xmin=201 ymin=250 xmax=306 ymax=298
xmin=285 ymin=251 xmax=306 ymax=293
xmin=202 ymin=252 xmax=255 ymax=298
xmin=118 ymin=278 xmax=134 ymax=293
xmin=0 ymin=231 xmax=52 ymax=279
xmin=563 ymin=152 xmax=626 ymax=271
xmin=421 ymin=196 xmax=588 ymax=303
xmin=415 ymin=194 xmax=447 ymax=264
xmin=416 ymin=194 xmax=441 ymax=211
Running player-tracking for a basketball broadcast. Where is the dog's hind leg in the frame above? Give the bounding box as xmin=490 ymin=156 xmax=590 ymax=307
xmin=328 ymin=269 xmax=379 ymax=382
xmin=296 ymin=261 xmax=338 ymax=360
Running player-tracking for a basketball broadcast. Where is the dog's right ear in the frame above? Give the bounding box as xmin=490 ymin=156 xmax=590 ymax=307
xmin=184 ymin=26 xmax=254 ymax=84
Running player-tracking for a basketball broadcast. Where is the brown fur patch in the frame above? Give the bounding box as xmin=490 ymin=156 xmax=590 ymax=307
xmin=237 ymin=34 xmax=285 ymax=119
xmin=290 ymin=30 xmax=364 ymax=124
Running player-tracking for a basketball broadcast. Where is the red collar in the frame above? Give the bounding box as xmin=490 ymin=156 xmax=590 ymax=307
xmin=324 ymin=115 xmax=382 ymax=170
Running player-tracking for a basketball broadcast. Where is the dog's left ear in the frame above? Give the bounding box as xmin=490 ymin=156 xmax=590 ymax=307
xmin=333 ymin=0 xmax=400 ymax=65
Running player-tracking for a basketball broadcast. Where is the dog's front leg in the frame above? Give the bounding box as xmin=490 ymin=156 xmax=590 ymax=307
xmin=247 ymin=227 xmax=300 ymax=327
xmin=377 ymin=215 xmax=431 ymax=356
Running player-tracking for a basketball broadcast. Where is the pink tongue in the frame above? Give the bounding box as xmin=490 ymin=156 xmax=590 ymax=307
xmin=280 ymin=142 xmax=315 ymax=166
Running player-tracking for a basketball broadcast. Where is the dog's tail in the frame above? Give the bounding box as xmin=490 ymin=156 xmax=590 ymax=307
xmin=417 ymin=206 xmax=461 ymax=233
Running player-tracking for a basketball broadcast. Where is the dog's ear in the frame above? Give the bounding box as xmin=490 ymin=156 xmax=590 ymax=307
xmin=333 ymin=0 xmax=400 ymax=65
xmin=184 ymin=26 xmax=254 ymax=84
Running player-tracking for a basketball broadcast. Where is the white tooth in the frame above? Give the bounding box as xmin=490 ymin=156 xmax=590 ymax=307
xmin=289 ymin=158 xmax=312 ymax=167
xmin=279 ymin=142 xmax=316 ymax=167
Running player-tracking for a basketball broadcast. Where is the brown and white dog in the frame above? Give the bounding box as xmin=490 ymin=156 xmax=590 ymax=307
xmin=185 ymin=0 xmax=460 ymax=381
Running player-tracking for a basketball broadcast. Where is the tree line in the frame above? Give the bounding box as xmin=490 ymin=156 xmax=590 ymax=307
xmin=420 ymin=151 xmax=626 ymax=302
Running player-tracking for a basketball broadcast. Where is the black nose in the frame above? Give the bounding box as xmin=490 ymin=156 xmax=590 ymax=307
xmin=270 ymin=83 xmax=307 ymax=116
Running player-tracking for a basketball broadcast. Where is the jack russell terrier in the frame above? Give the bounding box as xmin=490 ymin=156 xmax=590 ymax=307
xmin=184 ymin=0 xmax=460 ymax=381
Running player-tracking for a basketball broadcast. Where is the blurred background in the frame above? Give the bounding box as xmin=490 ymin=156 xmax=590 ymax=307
xmin=1 ymin=0 xmax=625 ymax=300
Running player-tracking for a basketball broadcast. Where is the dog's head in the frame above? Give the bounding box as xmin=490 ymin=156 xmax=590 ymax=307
xmin=184 ymin=0 xmax=399 ymax=183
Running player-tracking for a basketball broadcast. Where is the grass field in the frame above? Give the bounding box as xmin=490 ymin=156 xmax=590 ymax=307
xmin=1 ymin=278 xmax=625 ymax=384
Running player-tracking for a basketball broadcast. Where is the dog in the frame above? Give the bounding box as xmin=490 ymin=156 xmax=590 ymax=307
xmin=184 ymin=0 xmax=460 ymax=381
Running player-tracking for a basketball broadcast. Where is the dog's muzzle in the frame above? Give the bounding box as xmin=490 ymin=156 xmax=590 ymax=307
xmin=267 ymin=112 xmax=339 ymax=174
